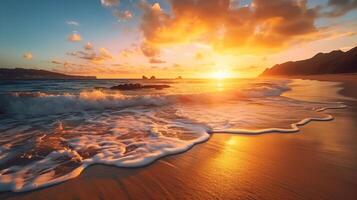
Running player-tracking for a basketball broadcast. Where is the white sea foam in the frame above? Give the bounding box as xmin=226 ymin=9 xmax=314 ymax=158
xmin=0 ymin=108 xmax=210 ymax=192
xmin=211 ymin=104 xmax=346 ymax=134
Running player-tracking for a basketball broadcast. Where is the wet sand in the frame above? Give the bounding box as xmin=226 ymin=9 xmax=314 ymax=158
xmin=279 ymin=74 xmax=357 ymax=98
xmin=2 ymin=74 xmax=357 ymax=200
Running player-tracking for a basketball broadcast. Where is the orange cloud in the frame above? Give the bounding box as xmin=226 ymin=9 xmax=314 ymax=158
xmin=139 ymin=0 xmax=320 ymax=55
xmin=84 ymin=42 xmax=93 ymax=50
xmin=149 ymin=58 xmax=166 ymax=64
xmin=120 ymin=46 xmax=140 ymax=58
xmin=69 ymin=47 xmax=113 ymax=64
xmin=67 ymin=32 xmax=82 ymax=42
xmin=195 ymin=52 xmax=204 ymax=60
xmin=99 ymin=48 xmax=113 ymax=59
xmin=51 ymin=60 xmax=62 ymax=64
xmin=140 ymin=41 xmax=160 ymax=57
xmin=23 ymin=52 xmax=33 ymax=60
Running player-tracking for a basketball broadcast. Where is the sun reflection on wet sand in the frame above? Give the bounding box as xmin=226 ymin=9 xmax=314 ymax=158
xmin=215 ymin=81 xmax=225 ymax=92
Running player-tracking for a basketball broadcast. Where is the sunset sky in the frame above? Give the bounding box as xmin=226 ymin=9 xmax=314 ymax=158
xmin=1 ymin=0 xmax=357 ymax=78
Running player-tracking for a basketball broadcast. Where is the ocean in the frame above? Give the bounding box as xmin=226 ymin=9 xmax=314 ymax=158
xmin=0 ymin=78 xmax=347 ymax=192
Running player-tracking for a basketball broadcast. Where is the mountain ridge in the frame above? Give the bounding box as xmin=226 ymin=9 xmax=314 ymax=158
xmin=261 ymin=46 xmax=357 ymax=76
xmin=0 ymin=68 xmax=96 ymax=80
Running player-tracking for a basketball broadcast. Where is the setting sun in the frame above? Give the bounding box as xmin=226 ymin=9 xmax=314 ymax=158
xmin=211 ymin=71 xmax=231 ymax=79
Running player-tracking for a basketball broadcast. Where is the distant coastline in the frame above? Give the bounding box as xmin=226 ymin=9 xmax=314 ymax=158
xmin=261 ymin=46 xmax=357 ymax=77
xmin=0 ymin=68 xmax=96 ymax=80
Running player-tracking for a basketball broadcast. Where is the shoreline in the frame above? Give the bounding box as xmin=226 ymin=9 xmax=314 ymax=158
xmin=267 ymin=74 xmax=357 ymax=99
xmin=2 ymin=74 xmax=357 ymax=200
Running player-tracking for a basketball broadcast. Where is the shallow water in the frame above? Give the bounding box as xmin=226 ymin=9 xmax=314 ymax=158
xmin=0 ymin=78 xmax=347 ymax=192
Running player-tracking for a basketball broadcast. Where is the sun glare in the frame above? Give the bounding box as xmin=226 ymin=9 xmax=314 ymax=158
xmin=212 ymin=71 xmax=230 ymax=80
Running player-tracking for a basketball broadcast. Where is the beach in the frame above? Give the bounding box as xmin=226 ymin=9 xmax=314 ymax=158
xmin=2 ymin=0 xmax=357 ymax=198
xmin=1 ymin=75 xmax=357 ymax=200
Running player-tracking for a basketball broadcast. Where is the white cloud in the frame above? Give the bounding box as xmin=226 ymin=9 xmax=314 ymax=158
xmin=151 ymin=3 xmax=161 ymax=12
xmin=66 ymin=20 xmax=79 ymax=26
xmin=114 ymin=10 xmax=133 ymax=20
xmin=100 ymin=0 xmax=119 ymax=7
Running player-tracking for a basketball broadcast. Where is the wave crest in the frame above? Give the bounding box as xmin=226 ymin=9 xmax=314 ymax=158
xmin=0 ymin=90 xmax=169 ymax=116
xmin=0 ymin=82 xmax=291 ymax=116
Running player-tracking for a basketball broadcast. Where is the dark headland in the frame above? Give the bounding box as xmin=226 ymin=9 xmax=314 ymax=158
xmin=261 ymin=46 xmax=357 ymax=76
xmin=110 ymin=83 xmax=170 ymax=90
xmin=0 ymin=68 xmax=96 ymax=80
